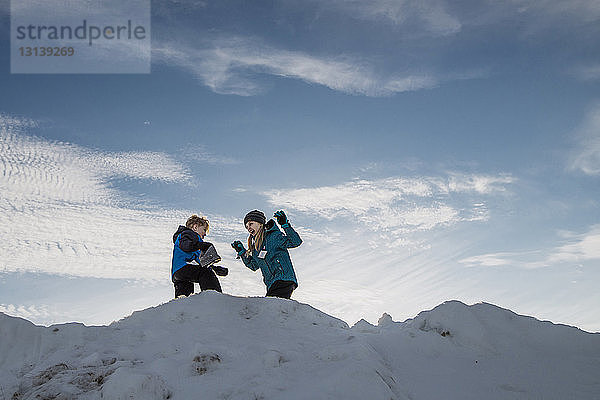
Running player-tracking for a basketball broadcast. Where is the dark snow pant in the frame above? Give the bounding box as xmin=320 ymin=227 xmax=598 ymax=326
xmin=173 ymin=264 xmax=222 ymax=298
xmin=266 ymin=280 xmax=296 ymax=299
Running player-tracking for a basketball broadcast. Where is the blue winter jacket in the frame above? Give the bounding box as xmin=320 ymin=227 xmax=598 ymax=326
xmin=240 ymin=219 xmax=302 ymax=289
xmin=171 ymin=225 xmax=204 ymax=276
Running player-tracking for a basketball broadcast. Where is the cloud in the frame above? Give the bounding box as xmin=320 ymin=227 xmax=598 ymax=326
xmin=546 ymin=225 xmax=600 ymax=264
xmin=153 ymin=37 xmax=437 ymax=97
xmin=0 ymin=303 xmax=56 ymax=322
xmin=0 ymin=115 xmax=192 ymax=203
xmin=571 ymin=64 xmax=600 ymax=81
xmin=569 ymin=104 xmax=600 ymax=176
xmin=318 ymin=0 xmax=462 ymax=36
xmin=184 ymin=144 xmax=240 ymax=165
xmin=294 ymin=0 xmax=600 ymax=39
xmin=263 ymin=174 xmax=514 ymax=238
xmin=511 ymin=0 xmax=600 ymax=22
xmin=460 ymin=251 xmax=540 ymax=268
xmin=0 ymin=113 xmax=37 ymax=129
xmin=460 ymin=225 xmax=600 ymax=268
xmin=321 ymin=0 xmax=599 ymax=33
xmin=441 ymin=0 xmax=600 ymax=34
xmin=86 ymin=151 xmax=192 ymax=183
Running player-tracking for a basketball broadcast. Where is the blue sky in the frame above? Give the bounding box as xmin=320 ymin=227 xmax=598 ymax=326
xmin=0 ymin=0 xmax=599 ymax=331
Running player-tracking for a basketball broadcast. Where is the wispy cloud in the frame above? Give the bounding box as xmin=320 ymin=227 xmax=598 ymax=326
xmin=0 ymin=303 xmax=55 ymax=322
xmin=0 ymin=113 xmax=38 ymax=129
xmin=0 ymin=117 xmax=192 ymax=202
xmin=263 ymin=173 xmax=514 ymax=240
xmin=546 ymin=225 xmax=600 ymax=264
xmin=153 ymin=37 xmax=436 ymax=97
xmin=511 ymin=0 xmax=600 ymax=22
xmin=293 ymin=0 xmax=600 ymax=39
xmin=317 ymin=0 xmax=462 ymax=36
xmin=460 ymin=225 xmax=600 ymax=269
xmin=86 ymin=151 xmax=192 ymax=183
xmin=321 ymin=0 xmax=600 ymax=33
xmin=571 ymin=64 xmax=600 ymax=81
xmin=569 ymin=103 xmax=600 ymax=176
xmin=446 ymin=173 xmax=514 ymax=194
xmin=184 ymin=144 xmax=240 ymax=165
xmin=460 ymin=251 xmax=542 ymax=268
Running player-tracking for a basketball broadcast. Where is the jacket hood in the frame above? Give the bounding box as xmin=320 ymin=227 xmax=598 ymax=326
xmin=173 ymin=225 xmax=192 ymax=243
xmin=264 ymin=219 xmax=278 ymax=232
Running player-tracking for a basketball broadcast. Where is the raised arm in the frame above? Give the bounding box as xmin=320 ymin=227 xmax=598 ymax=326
xmin=273 ymin=210 xmax=302 ymax=248
xmin=277 ymin=225 xmax=302 ymax=248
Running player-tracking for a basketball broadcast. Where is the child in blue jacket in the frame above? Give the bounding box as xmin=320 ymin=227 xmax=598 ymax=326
xmin=172 ymin=215 xmax=227 ymax=298
xmin=232 ymin=210 xmax=301 ymax=299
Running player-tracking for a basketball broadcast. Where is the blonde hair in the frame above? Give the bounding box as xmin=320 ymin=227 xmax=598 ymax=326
xmin=186 ymin=214 xmax=209 ymax=233
xmin=247 ymin=223 xmax=265 ymax=255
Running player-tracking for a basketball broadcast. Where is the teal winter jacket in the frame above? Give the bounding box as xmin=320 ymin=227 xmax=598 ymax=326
xmin=240 ymin=219 xmax=302 ymax=289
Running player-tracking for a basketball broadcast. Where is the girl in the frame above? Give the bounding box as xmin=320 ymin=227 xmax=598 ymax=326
xmin=232 ymin=210 xmax=302 ymax=299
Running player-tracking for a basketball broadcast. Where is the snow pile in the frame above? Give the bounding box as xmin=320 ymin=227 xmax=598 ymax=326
xmin=1 ymin=293 xmax=599 ymax=400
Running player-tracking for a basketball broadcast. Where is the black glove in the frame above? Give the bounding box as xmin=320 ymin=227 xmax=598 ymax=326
xmin=231 ymin=240 xmax=246 ymax=255
xmin=274 ymin=210 xmax=289 ymax=226
xmin=212 ymin=265 xmax=229 ymax=276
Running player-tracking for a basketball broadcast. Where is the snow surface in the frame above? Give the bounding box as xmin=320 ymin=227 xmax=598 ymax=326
xmin=1 ymin=293 xmax=599 ymax=400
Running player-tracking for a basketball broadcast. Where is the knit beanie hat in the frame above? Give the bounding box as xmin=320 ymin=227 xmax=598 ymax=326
xmin=244 ymin=210 xmax=266 ymax=226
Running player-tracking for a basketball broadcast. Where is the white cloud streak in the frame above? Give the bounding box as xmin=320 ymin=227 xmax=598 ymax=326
xmin=263 ymin=174 xmax=513 ymax=238
xmin=85 ymin=151 xmax=191 ymax=183
xmin=153 ymin=38 xmax=436 ymax=97
xmin=320 ymin=0 xmax=462 ymax=36
xmin=510 ymin=0 xmax=600 ymax=22
xmin=184 ymin=144 xmax=240 ymax=165
xmin=460 ymin=251 xmax=541 ymax=268
xmin=302 ymin=0 xmax=600 ymax=38
xmin=0 ymin=117 xmax=192 ymax=203
xmin=546 ymin=226 xmax=600 ymax=264
xmin=0 ymin=303 xmax=55 ymax=322
xmin=460 ymin=225 xmax=600 ymax=269
xmin=571 ymin=64 xmax=600 ymax=81
xmin=569 ymin=104 xmax=600 ymax=176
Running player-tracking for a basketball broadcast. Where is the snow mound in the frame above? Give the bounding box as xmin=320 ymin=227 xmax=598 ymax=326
xmin=406 ymin=300 xmax=597 ymax=354
xmin=1 ymin=293 xmax=599 ymax=400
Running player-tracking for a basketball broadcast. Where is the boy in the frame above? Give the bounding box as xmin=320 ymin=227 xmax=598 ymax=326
xmin=171 ymin=215 xmax=227 ymax=298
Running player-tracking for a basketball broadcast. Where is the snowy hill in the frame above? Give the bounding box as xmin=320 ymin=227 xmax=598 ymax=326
xmin=1 ymin=293 xmax=599 ymax=400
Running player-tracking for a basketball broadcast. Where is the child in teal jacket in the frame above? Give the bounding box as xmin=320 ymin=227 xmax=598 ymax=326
xmin=232 ymin=210 xmax=301 ymax=299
